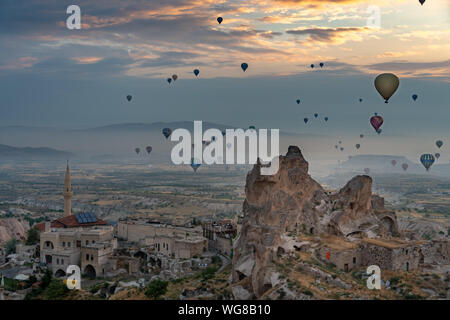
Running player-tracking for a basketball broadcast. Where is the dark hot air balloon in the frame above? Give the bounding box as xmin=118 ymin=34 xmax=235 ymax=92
xmin=310 ymin=64 xmax=315 ymax=69
xmin=191 ymin=158 xmax=201 ymax=172
xmin=335 ymin=145 xmax=338 ymax=149
xmin=135 ymin=148 xmax=140 ymax=155
xmin=193 ymin=69 xmax=200 ymax=76
xmin=167 ymin=78 xmax=172 ymax=84
xmin=435 ymin=153 xmax=440 ymax=159
xmin=391 ymin=160 xmax=397 ymax=166
xmin=162 ymin=128 xmax=172 ymax=139
xmin=296 ymin=99 xmax=300 ymax=104
xmin=126 ymin=95 xmax=132 ymax=102
xmin=172 ymin=74 xmax=178 ymax=81
xmin=241 ymin=63 xmax=248 ymax=72
xmin=359 ymin=98 xmax=363 ymax=102
xmin=217 ymin=17 xmax=223 ymax=24
xmin=221 ymin=130 xmax=226 ymax=136
xmin=402 ymin=163 xmax=408 ymax=171
xmin=374 ymin=73 xmax=400 ymax=103
xmin=412 ymin=94 xmax=418 ymax=101
xmin=340 ymin=147 xmax=344 ymax=151
xmin=360 ymin=134 xmax=364 ymax=138
xmin=339 ymin=141 xmax=342 ymax=144
xmin=419 ymin=0 xmax=425 ymax=5
xmin=370 ymin=115 xmax=384 ymax=132
xmin=324 ymin=117 xmax=328 ymax=122
xmin=319 ymin=62 xmax=324 ymax=68
xmin=304 ymin=118 xmax=308 ymax=124
xmin=146 ymin=146 xmax=152 ymax=154
xmin=436 ymin=140 xmax=443 ymax=148
xmin=420 ymin=154 xmax=435 ymax=171
xmin=355 ymin=144 xmax=361 ymax=149
xmin=314 ymin=113 xmax=318 ymax=118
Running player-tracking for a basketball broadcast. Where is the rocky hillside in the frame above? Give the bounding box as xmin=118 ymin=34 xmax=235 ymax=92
xmin=0 ymin=218 xmax=30 ymax=243
xmin=232 ymin=146 xmax=409 ymax=298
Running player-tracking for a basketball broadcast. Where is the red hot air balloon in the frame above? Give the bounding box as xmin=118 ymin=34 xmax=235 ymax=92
xmin=402 ymin=163 xmax=408 ymax=171
xmin=391 ymin=160 xmax=397 ymax=166
xmin=146 ymin=146 xmax=152 ymax=154
xmin=370 ymin=115 xmax=384 ymax=133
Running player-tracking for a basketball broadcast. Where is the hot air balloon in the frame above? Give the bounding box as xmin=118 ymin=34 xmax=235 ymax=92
xmin=436 ymin=140 xmax=443 ymax=148
xmin=355 ymin=144 xmax=361 ymax=150
xmin=402 ymin=163 xmax=408 ymax=171
xmin=146 ymin=146 xmax=152 ymax=154
xmin=314 ymin=113 xmax=318 ymax=118
xmin=339 ymin=141 xmax=342 ymax=144
xmin=340 ymin=147 xmax=344 ymax=151
xmin=162 ymin=128 xmax=172 ymax=139
xmin=304 ymin=118 xmax=308 ymax=124
xmin=359 ymin=98 xmax=363 ymax=103
xmin=310 ymin=64 xmax=315 ymax=69
xmin=419 ymin=0 xmax=425 ymax=5
xmin=435 ymin=153 xmax=440 ymax=159
xmin=135 ymin=148 xmax=140 ymax=155
xmin=370 ymin=115 xmax=384 ymax=133
xmin=241 ymin=63 xmax=248 ymax=72
xmin=296 ymin=99 xmax=301 ymax=104
xmin=167 ymin=78 xmax=172 ymax=84
xmin=191 ymin=158 xmax=201 ymax=172
xmin=221 ymin=130 xmax=226 ymax=136
xmin=194 ymin=69 xmax=200 ymax=76
xmin=360 ymin=134 xmax=364 ymax=138
xmin=126 ymin=95 xmax=132 ymax=102
xmin=420 ymin=154 xmax=435 ymax=171
xmin=319 ymin=62 xmax=324 ymax=68
xmin=335 ymin=145 xmax=338 ymax=149
xmin=364 ymin=168 xmax=370 ymax=174
xmin=391 ymin=160 xmax=397 ymax=166
xmin=412 ymin=94 xmax=418 ymax=101
xmin=374 ymin=73 xmax=400 ymax=103
xmin=324 ymin=117 xmax=328 ymax=122
xmin=226 ymin=143 xmax=232 ymax=149
xmin=172 ymin=74 xmax=178 ymax=81
xmin=217 ymin=17 xmax=223 ymax=24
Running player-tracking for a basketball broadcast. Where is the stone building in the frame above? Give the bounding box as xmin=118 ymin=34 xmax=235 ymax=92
xmin=203 ymin=220 xmax=236 ymax=256
xmin=39 ymin=163 xmax=118 ymax=277
xmin=118 ymin=219 xmax=207 ymax=259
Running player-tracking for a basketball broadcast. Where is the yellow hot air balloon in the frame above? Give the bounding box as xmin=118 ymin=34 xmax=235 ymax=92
xmin=374 ymin=73 xmax=399 ymax=103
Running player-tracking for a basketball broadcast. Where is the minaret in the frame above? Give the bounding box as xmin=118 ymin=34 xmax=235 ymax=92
xmin=63 ymin=161 xmax=73 ymax=217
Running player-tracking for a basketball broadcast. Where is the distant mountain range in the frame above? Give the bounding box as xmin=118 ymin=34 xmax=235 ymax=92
xmin=0 ymin=144 xmax=74 ymax=160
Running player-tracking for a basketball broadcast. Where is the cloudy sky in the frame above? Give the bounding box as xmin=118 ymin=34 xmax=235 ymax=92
xmin=0 ymin=0 xmax=449 ymax=141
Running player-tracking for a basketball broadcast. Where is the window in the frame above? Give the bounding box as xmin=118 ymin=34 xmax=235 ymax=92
xmin=62 ymin=242 xmax=65 ymax=247
xmin=76 ymin=241 xmax=81 ymax=248
xmin=353 ymin=257 xmax=356 ymax=264
xmin=86 ymin=240 xmax=89 ymax=245
xmin=56 ymin=258 xmax=59 ymax=264
xmin=91 ymin=255 xmax=94 ymax=261
xmin=68 ymin=242 xmax=71 ymax=247
xmin=61 ymin=259 xmax=64 ymax=265
xmin=92 ymin=240 xmax=95 ymax=244
xmin=86 ymin=254 xmax=89 ymax=260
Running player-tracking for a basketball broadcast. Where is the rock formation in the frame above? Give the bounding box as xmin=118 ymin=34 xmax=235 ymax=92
xmin=0 ymin=218 xmax=30 ymax=243
xmin=232 ymin=146 xmax=399 ymax=297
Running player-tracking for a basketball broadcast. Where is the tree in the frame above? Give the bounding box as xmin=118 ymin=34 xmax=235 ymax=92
xmin=26 ymin=227 xmax=40 ymax=245
xmin=5 ymin=238 xmax=17 ymax=255
xmin=144 ymin=279 xmax=168 ymax=300
xmin=40 ymin=269 xmax=53 ymax=288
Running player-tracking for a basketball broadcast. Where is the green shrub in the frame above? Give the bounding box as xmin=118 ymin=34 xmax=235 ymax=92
xmin=144 ymin=279 xmax=168 ymax=300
